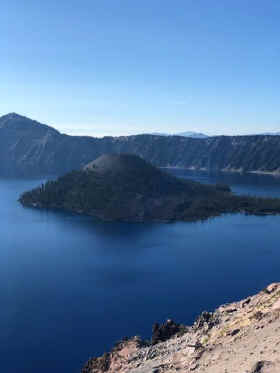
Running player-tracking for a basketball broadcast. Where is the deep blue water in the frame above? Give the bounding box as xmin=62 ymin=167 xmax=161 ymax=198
xmin=1 ymin=171 xmax=280 ymax=373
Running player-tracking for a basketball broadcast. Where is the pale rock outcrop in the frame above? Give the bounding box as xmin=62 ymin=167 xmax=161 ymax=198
xmin=82 ymin=283 xmax=280 ymax=373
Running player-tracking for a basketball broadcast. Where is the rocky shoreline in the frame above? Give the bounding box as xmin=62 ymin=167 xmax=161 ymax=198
xmin=82 ymin=283 xmax=280 ymax=373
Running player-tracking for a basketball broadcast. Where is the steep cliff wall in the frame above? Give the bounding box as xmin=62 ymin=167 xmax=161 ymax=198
xmin=1 ymin=113 xmax=280 ymax=177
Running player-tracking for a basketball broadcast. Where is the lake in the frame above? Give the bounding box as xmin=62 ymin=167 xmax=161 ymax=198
xmin=1 ymin=170 xmax=280 ymax=373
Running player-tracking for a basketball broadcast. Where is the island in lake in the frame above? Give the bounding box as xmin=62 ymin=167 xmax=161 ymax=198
xmin=19 ymin=153 xmax=280 ymax=222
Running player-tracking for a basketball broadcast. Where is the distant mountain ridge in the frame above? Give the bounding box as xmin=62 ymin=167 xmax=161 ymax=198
xmin=2 ymin=113 xmax=280 ymax=177
xmin=177 ymin=131 xmax=209 ymax=138
xmin=255 ymin=132 xmax=280 ymax=136
xmin=148 ymin=131 xmax=209 ymax=138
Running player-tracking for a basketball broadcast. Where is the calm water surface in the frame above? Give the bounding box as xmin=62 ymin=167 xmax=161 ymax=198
xmin=1 ymin=171 xmax=280 ymax=373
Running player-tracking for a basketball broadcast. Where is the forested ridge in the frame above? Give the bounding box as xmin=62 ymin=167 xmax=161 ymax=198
xmin=20 ymin=154 xmax=280 ymax=222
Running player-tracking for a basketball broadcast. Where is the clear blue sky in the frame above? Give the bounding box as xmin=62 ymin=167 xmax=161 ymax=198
xmin=1 ymin=0 xmax=280 ymax=136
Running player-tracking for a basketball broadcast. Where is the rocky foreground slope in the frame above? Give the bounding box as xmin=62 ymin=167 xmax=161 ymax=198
xmin=82 ymin=283 xmax=280 ymax=373
xmin=2 ymin=113 xmax=280 ymax=177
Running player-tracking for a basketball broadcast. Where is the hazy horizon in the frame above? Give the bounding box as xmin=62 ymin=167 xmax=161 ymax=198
xmin=1 ymin=1 xmax=280 ymax=137
xmin=1 ymin=111 xmax=280 ymax=138
xmin=2 ymin=111 xmax=280 ymax=138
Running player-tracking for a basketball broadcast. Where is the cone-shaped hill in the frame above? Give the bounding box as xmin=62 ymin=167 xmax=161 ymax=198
xmin=19 ymin=154 xmax=280 ymax=222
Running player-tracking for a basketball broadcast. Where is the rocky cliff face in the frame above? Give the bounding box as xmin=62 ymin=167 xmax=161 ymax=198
xmin=2 ymin=113 xmax=280 ymax=177
xmin=82 ymin=283 xmax=280 ymax=373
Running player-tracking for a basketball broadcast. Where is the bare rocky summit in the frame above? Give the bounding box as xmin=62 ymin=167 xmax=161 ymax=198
xmin=82 ymin=283 xmax=280 ymax=373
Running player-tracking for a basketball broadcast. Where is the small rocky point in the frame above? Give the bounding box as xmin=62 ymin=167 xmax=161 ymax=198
xmin=82 ymin=283 xmax=280 ymax=373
